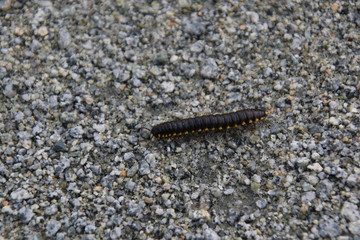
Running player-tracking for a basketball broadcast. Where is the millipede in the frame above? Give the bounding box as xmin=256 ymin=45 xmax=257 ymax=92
xmin=151 ymin=109 xmax=268 ymax=138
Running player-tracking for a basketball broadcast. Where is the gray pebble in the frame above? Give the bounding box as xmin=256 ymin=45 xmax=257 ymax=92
xmin=153 ymin=50 xmax=168 ymax=65
xmin=341 ymin=201 xmax=360 ymax=222
xmin=18 ymin=207 xmax=35 ymax=223
xmin=53 ymin=141 xmax=68 ymax=152
xmin=69 ymin=126 xmax=84 ymax=138
xmin=190 ymin=40 xmax=204 ymax=53
xmin=45 ymin=204 xmax=58 ymax=216
xmin=349 ymin=220 xmax=360 ymax=235
xmin=139 ymin=161 xmax=150 ymax=176
xmin=3 ymin=81 xmax=17 ymax=98
xmin=200 ymin=58 xmax=219 ymax=79
xmin=224 ymin=188 xmax=234 ymax=195
xmin=249 ymin=135 xmax=259 ymax=145
xmin=124 ymin=152 xmax=135 ymax=161
xmin=247 ymin=11 xmax=259 ymax=24
xmin=60 ymin=111 xmax=77 ymax=124
xmin=45 ymin=219 xmax=62 ymax=237
xmin=161 ymin=81 xmax=175 ymax=93
xmin=84 ymin=224 xmax=96 ymax=234
xmin=180 ymin=62 xmax=196 ymax=78
xmin=110 ymin=227 xmax=122 ymax=239
xmin=127 ymin=201 xmax=144 ymax=217
xmin=317 ymin=179 xmax=333 ymax=200
xmin=329 ymin=117 xmax=340 ymax=126
xmin=58 ymin=28 xmax=72 ymax=48
xmin=203 ymin=227 xmax=220 ymax=240
xmin=10 ymin=188 xmax=33 ymax=201
xmin=319 ymin=217 xmax=341 ymax=238
xmin=183 ymin=17 xmax=205 ymax=36
xmin=301 ymin=191 xmax=316 ymax=202
xmin=100 ymin=175 xmax=115 ymax=188
xmin=346 ymin=174 xmax=357 ymax=187
xmin=256 ymin=199 xmax=268 ymax=209
xmin=127 ymin=163 xmax=139 ymax=177
xmin=125 ymin=180 xmax=135 ymax=191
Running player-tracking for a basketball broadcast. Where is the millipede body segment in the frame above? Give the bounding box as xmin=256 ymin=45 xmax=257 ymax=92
xmin=151 ymin=109 xmax=268 ymax=138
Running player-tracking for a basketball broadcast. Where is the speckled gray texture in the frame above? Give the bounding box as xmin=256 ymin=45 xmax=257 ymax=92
xmin=1 ymin=1 xmax=359 ymax=239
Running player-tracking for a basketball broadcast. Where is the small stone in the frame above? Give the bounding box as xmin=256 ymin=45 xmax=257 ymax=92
xmin=69 ymin=126 xmax=84 ymax=138
xmin=84 ymin=224 xmax=96 ymax=234
xmin=93 ymin=124 xmax=106 ymax=133
xmin=349 ymin=220 xmax=360 ymax=235
xmin=124 ymin=152 xmax=135 ymax=161
xmin=110 ymin=227 xmax=122 ymax=239
xmin=155 ymin=207 xmax=164 ymax=216
xmin=341 ymin=201 xmax=360 ymax=222
xmin=249 ymin=135 xmax=258 ymax=145
xmin=203 ymin=227 xmax=220 ymax=240
xmin=45 ymin=204 xmax=58 ymax=216
xmin=183 ymin=17 xmax=205 ymax=36
xmin=130 ymin=78 xmax=142 ymax=87
xmin=127 ymin=202 xmax=144 ymax=217
xmin=346 ymin=174 xmax=357 ymax=187
xmin=190 ymin=40 xmax=204 ymax=53
xmin=45 ymin=219 xmax=61 ymax=237
xmin=319 ymin=217 xmax=341 ymax=238
xmin=329 ymin=117 xmax=340 ymax=126
xmin=301 ymin=191 xmax=316 ymax=202
xmin=53 ymin=141 xmax=68 ymax=152
xmin=252 ymin=174 xmax=261 ymax=183
xmin=139 ymin=161 xmax=150 ymax=176
xmin=125 ymin=180 xmax=135 ymax=191
xmin=0 ymin=0 xmax=12 ymax=11
xmin=153 ymin=51 xmax=168 ymax=65
xmin=311 ymin=152 xmax=321 ymax=160
xmin=250 ymin=182 xmax=260 ymax=193
xmin=15 ymin=27 xmax=25 ymax=36
xmin=58 ymin=28 xmax=72 ymax=48
xmin=200 ymin=58 xmax=219 ymax=79
xmin=10 ymin=188 xmax=33 ymax=201
xmin=307 ymin=163 xmax=323 ymax=172
xmin=37 ymin=26 xmax=48 ymax=36
xmin=3 ymin=82 xmax=17 ymax=98
xmin=224 ymin=188 xmax=234 ymax=195
xmin=256 ymin=199 xmax=268 ymax=209
xmin=190 ymin=209 xmax=210 ymax=220
xmin=247 ymin=11 xmax=259 ymax=24
xmin=18 ymin=207 xmax=34 ymax=223
xmin=161 ymin=81 xmax=175 ymax=93
xmin=127 ymin=163 xmax=139 ymax=177
xmin=331 ymin=2 xmax=339 ymax=11
xmin=149 ymin=66 xmax=163 ymax=76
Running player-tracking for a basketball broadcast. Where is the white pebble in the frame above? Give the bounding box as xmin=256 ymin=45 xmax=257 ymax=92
xmin=307 ymin=163 xmax=323 ymax=172
xmin=161 ymin=81 xmax=175 ymax=93
xmin=329 ymin=117 xmax=340 ymax=126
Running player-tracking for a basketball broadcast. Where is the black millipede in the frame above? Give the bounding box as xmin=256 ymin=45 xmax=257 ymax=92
xmin=151 ymin=109 xmax=268 ymax=138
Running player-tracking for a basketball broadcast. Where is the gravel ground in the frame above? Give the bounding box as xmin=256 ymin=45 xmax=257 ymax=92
xmin=1 ymin=0 xmax=359 ymax=239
